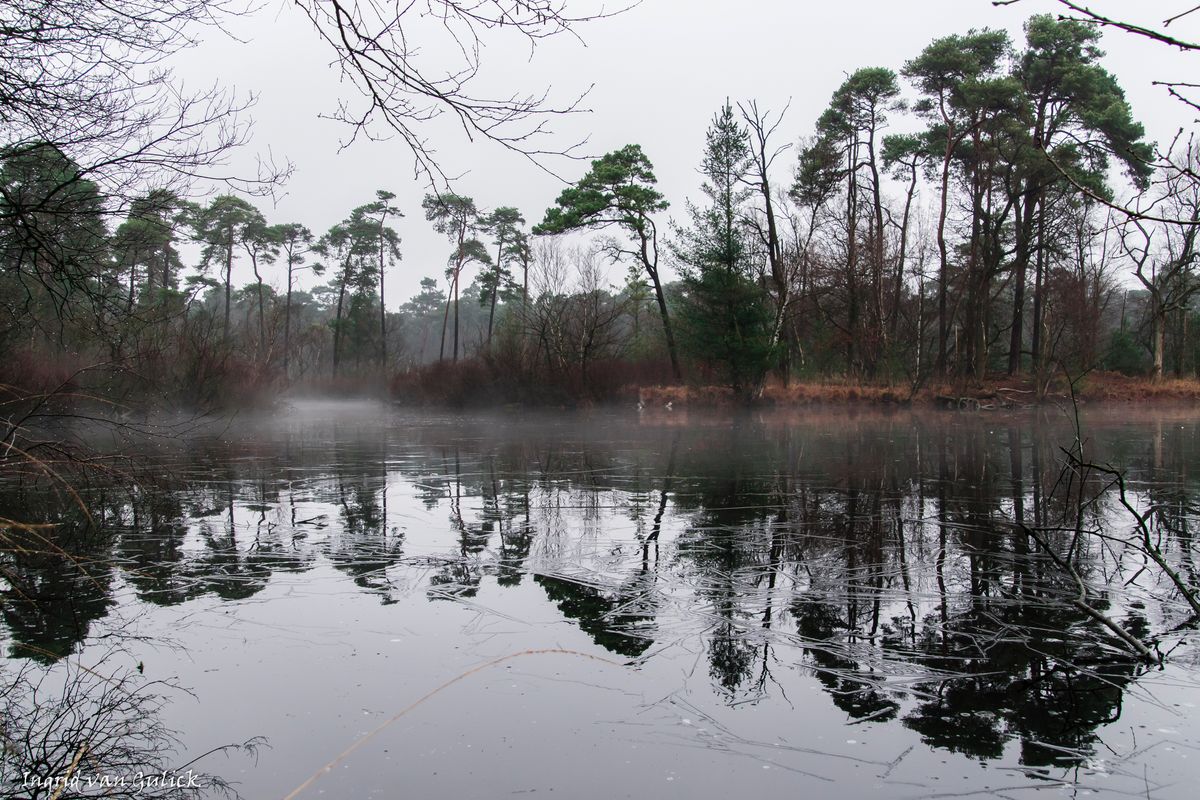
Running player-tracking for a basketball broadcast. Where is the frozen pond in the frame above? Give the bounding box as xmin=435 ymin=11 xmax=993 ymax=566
xmin=4 ymin=403 xmax=1200 ymax=799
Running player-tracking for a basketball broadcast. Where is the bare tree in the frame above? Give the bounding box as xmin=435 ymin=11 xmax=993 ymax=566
xmin=739 ymin=102 xmax=794 ymax=375
xmin=519 ymin=241 xmax=625 ymax=392
xmin=291 ymin=0 xmax=628 ymax=182
xmin=564 ymin=248 xmax=628 ymax=389
xmin=521 ymin=237 xmax=572 ymax=377
xmin=1 ymin=649 xmax=260 ymax=799
xmin=0 ymin=1 xmax=276 ymax=212
xmin=1121 ymin=139 xmax=1200 ymax=380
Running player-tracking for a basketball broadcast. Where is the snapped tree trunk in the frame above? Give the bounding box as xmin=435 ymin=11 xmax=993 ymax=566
xmin=934 ymin=115 xmax=966 ymax=377
xmin=891 ymin=163 xmax=918 ymax=344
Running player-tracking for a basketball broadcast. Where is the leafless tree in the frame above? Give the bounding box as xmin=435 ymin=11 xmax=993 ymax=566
xmin=1121 ymin=138 xmax=1200 ymax=380
xmin=739 ymin=102 xmax=794 ymax=370
xmin=292 ymin=0 xmax=630 ymax=183
xmin=1 ymin=650 xmax=260 ymax=799
xmin=0 ymin=1 xmax=281 ymax=214
xmin=519 ymin=240 xmax=626 ymax=390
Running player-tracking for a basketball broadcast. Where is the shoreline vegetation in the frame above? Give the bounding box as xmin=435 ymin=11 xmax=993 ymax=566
xmin=385 ymin=357 xmax=1200 ymax=410
xmin=9 ymin=345 xmax=1199 ymax=428
xmin=639 ymin=372 xmax=1200 ymax=409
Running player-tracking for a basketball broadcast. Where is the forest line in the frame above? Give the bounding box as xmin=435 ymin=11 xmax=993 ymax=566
xmin=3 ymin=12 xmax=1199 ymax=409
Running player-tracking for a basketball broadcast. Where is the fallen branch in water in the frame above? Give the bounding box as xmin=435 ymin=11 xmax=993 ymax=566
xmin=1013 ymin=368 xmax=1160 ymax=662
xmin=1020 ymin=522 xmax=1158 ymax=662
xmin=1086 ymin=462 xmax=1200 ymax=620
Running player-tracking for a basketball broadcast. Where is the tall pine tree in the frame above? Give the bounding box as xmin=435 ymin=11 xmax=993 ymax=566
xmin=672 ymin=103 xmax=775 ymax=398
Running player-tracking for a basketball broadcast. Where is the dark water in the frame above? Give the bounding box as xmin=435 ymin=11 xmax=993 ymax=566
xmin=4 ymin=402 xmax=1200 ymax=799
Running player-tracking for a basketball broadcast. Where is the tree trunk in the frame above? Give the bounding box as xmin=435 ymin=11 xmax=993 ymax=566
xmin=891 ymin=164 xmax=918 ymax=344
xmin=964 ymin=157 xmax=985 ymax=381
xmin=845 ymin=140 xmax=860 ymax=373
xmin=127 ymin=248 xmax=138 ymax=315
xmin=224 ymin=236 xmax=233 ymax=340
xmin=378 ymin=219 xmax=388 ymax=369
xmin=522 ymin=251 xmax=529 ymax=308
xmin=935 ymin=138 xmax=953 ymax=376
xmin=333 ymin=262 xmax=348 ymax=378
xmin=1031 ymin=203 xmax=1046 ymax=366
xmin=453 ymin=268 xmax=461 ymax=363
xmin=934 ymin=110 xmax=966 ymax=377
xmin=487 ymin=284 xmax=499 ymax=346
xmin=284 ymin=266 xmax=293 ymax=380
xmin=487 ymin=232 xmax=505 ymax=346
xmin=638 ymin=226 xmax=681 ymax=381
xmin=252 ymin=255 xmax=266 ymax=362
xmin=379 ymin=269 xmax=387 ymax=368
xmin=867 ymin=123 xmax=886 ymax=364
xmin=439 ymin=288 xmax=452 ymax=362
xmin=162 ymin=242 xmax=171 ymax=294
xmin=1154 ymin=303 xmax=1165 ymax=382
xmin=1007 ymin=192 xmax=1036 ymax=375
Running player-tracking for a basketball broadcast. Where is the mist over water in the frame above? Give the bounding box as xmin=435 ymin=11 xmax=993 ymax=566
xmin=4 ymin=404 xmax=1200 ymax=799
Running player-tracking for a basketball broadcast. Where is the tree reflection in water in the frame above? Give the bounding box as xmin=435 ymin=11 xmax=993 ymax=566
xmin=3 ymin=409 xmax=1199 ymax=783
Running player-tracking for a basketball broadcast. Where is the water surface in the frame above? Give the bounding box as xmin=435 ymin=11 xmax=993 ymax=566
xmin=4 ymin=403 xmax=1200 ymax=799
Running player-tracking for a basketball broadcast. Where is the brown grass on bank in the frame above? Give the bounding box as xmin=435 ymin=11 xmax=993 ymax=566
xmin=1074 ymin=372 xmax=1200 ymax=403
xmin=636 ymin=372 xmax=1200 ymax=410
xmin=639 ymin=378 xmax=913 ymax=409
xmin=385 ymin=356 xmax=1200 ymax=410
xmin=765 ymin=382 xmax=912 ymax=405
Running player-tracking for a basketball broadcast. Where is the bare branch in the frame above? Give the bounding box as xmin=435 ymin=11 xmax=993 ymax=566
xmin=291 ymin=0 xmax=634 ymax=186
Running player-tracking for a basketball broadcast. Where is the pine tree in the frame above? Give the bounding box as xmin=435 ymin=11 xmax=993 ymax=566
xmin=672 ymin=103 xmax=774 ymax=398
xmin=534 ymin=145 xmax=680 ymax=380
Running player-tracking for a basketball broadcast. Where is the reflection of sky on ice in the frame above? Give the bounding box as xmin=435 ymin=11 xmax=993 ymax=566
xmin=4 ymin=404 xmax=1200 ymax=799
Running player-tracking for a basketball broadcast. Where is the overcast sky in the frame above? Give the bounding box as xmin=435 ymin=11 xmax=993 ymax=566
xmin=172 ymin=0 xmax=1198 ymax=303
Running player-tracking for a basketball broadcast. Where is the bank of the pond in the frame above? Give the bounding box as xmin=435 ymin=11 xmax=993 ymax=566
xmin=387 ymin=358 xmax=1200 ymax=410
xmin=634 ymin=372 xmax=1200 ymax=410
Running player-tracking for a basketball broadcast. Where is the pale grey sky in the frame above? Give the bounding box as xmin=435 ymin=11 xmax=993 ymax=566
xmin=171 ymin=0 xmax=1197 ymax=303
